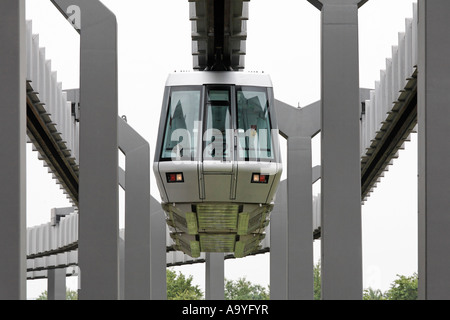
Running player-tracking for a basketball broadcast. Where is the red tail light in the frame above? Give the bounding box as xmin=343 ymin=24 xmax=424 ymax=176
xmin=166 ymin=172 xmax=184 ymax=183
xmin=251 ymin=173 xmax=269 ymax=184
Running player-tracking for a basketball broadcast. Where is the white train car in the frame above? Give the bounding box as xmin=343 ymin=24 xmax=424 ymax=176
xmin=153 ymin=71 xmax=282 ymax=258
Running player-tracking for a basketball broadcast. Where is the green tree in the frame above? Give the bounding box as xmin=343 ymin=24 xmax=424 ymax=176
xmin=225 ymin=277 xmax=269 ymax=300
xmin=35 ymin=289 xmax=78 ymax=300
xmin=66 ymin=289 xmax=78 ymax=300
xmin=363 ymin=287 xmax=385 ymax=300
xmin=313 ymin=261 xmax=321 ymax=300
xmin=36 ymin=291 xmax=47 ymax=300
xmin=384 ymin=273 xmax=418 ymax=300
xmin=167 ymin=268 xmax=203 ymax=300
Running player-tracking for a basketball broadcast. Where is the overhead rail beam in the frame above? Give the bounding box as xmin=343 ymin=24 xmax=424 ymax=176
xmin=26 ymin=83 xmax=79 ymax=206
xmin=25 ymin=20 xmax=80 ymax=206
xmin=359 ymin=4 xmax=418 ymax=201
xmin=190 ymin=0 xmax=249 ymax=70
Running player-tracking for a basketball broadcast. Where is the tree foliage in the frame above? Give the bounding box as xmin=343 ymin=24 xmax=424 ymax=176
xmin=313 ymin=261 xmax=321 ymax=300
xmin=363 ymin=288 xmax=385 ymax=300
xmin=383 ymin=273 xmax=418 ymax=300
xmin=35 ymin=265 xmax=418 ymax=300
xmin=314 ymin=260 xmax=418 ymax=300
xmin=363 ymin=273 xmax=418 ymax=300
xmin=35 ymin=289 xmax=78 ymax=300
xmin=167 ymin=268 xmax=203 ymax=300
xmin=224 ymin=278 xmax=269 ymax=300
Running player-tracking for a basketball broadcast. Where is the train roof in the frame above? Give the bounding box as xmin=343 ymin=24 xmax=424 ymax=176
xmin=165 ymin=71 xmax=273 ymax=88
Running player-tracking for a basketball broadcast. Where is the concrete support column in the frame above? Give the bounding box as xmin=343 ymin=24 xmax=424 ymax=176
xmin=269 ymin=180 xmax=288 ymax=299
xmin=287 ymin=137 xmax=314 ymax=299
xmin=205 ymin=253 xmax=224 ymax=300
xmin=150 ymin=196 xmax=167 ymax=300
xmin=117 ymin=118 xmax=166 ymax=300
xmin=0 ymin=0 xmax=26 ymax=300
xmin=272 ymin=100 xmax=320 ymax=300
xmin=118 ymin=117 xmax=151 ymax=300
xmin=308 ymin=0 xmax=366 ymax=300
xmin=119 ymin=230 xmax=125 ymax=300
xmin=51 ymin=0 xmax=119 ymax=299
xmin=48 ymin=268 xmax=66 ymax=300
xmin=418 ymin=0 xmax=450 ymax=300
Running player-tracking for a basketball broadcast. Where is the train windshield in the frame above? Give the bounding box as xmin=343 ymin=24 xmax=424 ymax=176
xmin=161 ymin=85 xmax=274 ymax=162
xmin=161 ymin=86 xmax=201 ymax=160
xmin=236 ymin=86 xmax=273 ymax=161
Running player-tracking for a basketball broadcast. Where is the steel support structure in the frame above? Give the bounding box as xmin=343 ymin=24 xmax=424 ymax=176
xmin=273 ymin=100 xmax=320 ymax=300
xmin=418 ymin=0 xmax=450 ymax=300
xmin=118 ymin=117 xmax=152 ymax=300
xmin=118 ymin=117 xmax=167 ymax=300
xmin=150 ymin=197 xmax=167 ymax=300
xmin=205 ymin=253 xmax=224 ymax=300
xmin=0 ymin=0 xmax=26 ymax=300
xmin=51 ymin=0 xmax=119 ymax=299
xmin=269 ymin=180 xmax=288 ymax=299
xmin=48 ymin=268 xmax=66 ymax=300
xmin=308 ymin=0 xmax=366 ymax=299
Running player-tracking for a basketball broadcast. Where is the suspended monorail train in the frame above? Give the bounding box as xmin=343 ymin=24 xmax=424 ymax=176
xmin=153 ymin=71 xmax=282 ymax=258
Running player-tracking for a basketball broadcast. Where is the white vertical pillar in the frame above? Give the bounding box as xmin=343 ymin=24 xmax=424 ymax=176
xmin=150 ymin=196 xmax=167 ymax=300
xmin=0 ymin=0 xmax=26 ymax=300
xmin=51 ymin=0 xmax=119 ymax=299
xmin=269 ymin=180 xmax=288 ymax=299
xmin=48 ymin=268 xmax=67 ymax=300
xmin=418 ymin=0 xmax=450 ymax=300
xmin=287 ymin=137 xmax=314 ymax=299
xmin=205 ymin=253 xmax=224 ymax=300
xmin=309 ymin=0 xmax=365 ymax=300
xmin=118 ymin=117 xmax=151 ymax=300
xmin=273 ymin=100 xmax=320 ymax=300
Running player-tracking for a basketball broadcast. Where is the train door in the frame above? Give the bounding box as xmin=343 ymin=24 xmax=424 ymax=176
xmin=199 ymin=85 xmax=237 ymax=201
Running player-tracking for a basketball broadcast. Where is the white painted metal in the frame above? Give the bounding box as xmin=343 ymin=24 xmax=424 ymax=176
xmin=24 ymin=2 xmax=419 ymax=274
xmin=360 ymin=4 xmax=417 ymax=157
xmin=25 ymin=20 xmax=80 ymax=205
xmin=190 ymin=0 xmax=249 ymax=71
xmin=26 ymin=20 xmax=80 ymax=165
xmin=360 ymin=3 xmax=418 ymax=200
xmin=27 ymin=266 xmax=78 ymax=280
xmin=165 ymin=71 xmax=273 ymax=87
xmin=26 ymin=212 xmax=78 ymax=258
xmin=154 ymin=71 xmax=282 ymax=258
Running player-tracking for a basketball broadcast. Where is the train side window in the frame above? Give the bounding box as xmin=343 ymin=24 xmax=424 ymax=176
xmin=236 ymin=87 xmax=273 ymax=161
xmin=161 ymin=87 xmax=201 ymax=160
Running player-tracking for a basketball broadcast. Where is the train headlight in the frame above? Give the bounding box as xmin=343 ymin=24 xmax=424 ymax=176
xmin=251 ymin=173 xmax=269 ymax=184
xmin=166 ymin=172 xmax=184 ymax=183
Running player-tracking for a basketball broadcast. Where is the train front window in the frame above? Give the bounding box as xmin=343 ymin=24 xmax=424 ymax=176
xmin=236 ymin=87 xmax=273 ymax=161
xmin=203 ymin=87 xmax=232 ymax=161
xmin=161 ymin=87 xmax=201 ymax=160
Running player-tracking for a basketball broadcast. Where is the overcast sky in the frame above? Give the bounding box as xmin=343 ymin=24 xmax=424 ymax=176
xmin=25 ymin=0 xmax=418 ymax=299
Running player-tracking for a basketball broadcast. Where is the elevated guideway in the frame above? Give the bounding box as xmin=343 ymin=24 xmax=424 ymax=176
xmin=25 ymin=20 xmax=79 ymax=207
xmin=24 ymin=2 xmax=420 ymax=273
xmin=360 ymin=3 xmax=418 ymax=201
xmin=190 ymin=0 xmax=249 ymax=70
